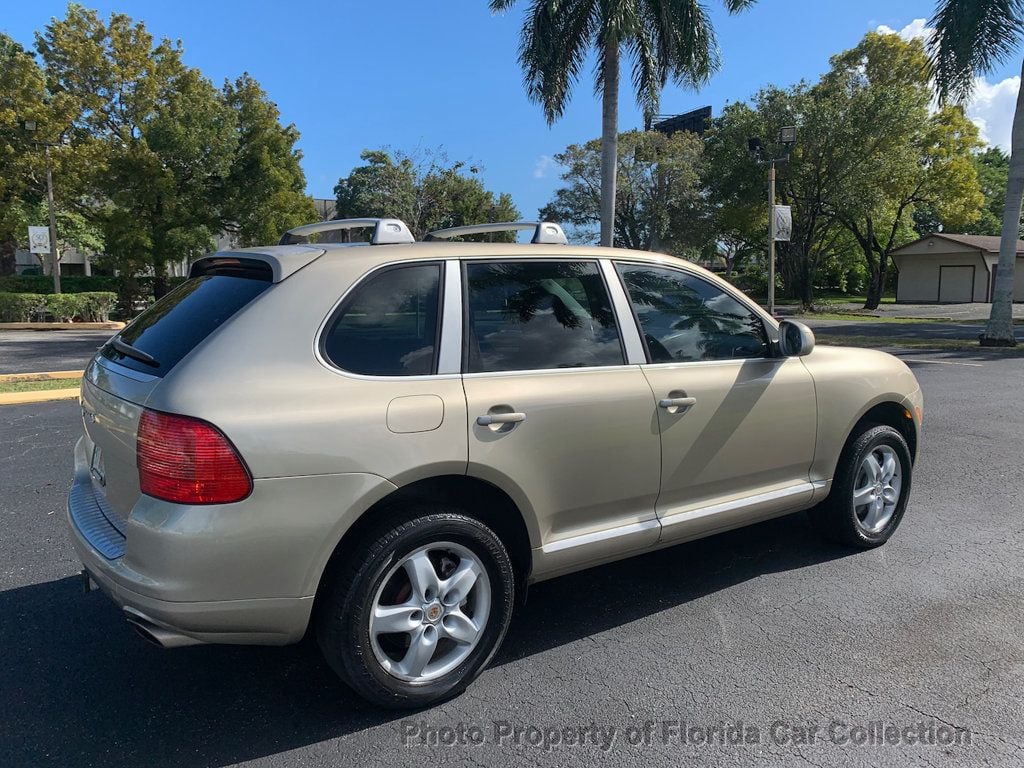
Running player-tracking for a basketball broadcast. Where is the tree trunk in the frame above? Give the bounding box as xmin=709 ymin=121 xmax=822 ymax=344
xmin=981 ymin=57 xmax=1024 ymax=346
xmin=0 ymin=239 xmax=16 ymax=276
xmin=599 ymin=39 xmax=619 ymax=248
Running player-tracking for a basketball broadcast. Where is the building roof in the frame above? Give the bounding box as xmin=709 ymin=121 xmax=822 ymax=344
xmin=892 ymin=232 xmax=1024 ymax=255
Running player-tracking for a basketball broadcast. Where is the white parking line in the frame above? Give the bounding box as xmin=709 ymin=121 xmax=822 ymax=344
xmin=900 ymin=358 xmax=984 ymax=367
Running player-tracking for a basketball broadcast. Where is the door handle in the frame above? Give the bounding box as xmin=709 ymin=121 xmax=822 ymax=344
xmin=658 ymin=397 xmax=697 ymax=409
xmin=476 ymin=412 xmax=526 ymax=426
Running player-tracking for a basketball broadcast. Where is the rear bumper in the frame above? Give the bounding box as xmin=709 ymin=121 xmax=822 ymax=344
xmin=66 ymin=436 xmax=396 ymax=646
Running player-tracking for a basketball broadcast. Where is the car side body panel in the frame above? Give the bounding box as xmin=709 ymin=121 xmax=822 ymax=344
xmin=799 ymin=345 xmax=922 ymax=485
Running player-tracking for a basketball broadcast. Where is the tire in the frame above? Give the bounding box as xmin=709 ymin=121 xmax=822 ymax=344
xmin=315 ymin=506 xmax=515 ymax=709
xmin=810 ymin=424 xmax=913 ymax=548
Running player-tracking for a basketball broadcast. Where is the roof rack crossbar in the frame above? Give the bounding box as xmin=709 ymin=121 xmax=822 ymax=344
xmin=424 ymin=220 xmax=568 ymax=245
xmin=279 ymin=218 xmax=414 ymax=246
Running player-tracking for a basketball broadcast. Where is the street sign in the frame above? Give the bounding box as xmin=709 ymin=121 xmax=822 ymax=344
xmin=772 ymin=205 xmax=792 ymax=242
xmin=28 ymin=226 xmax=51 ymax=254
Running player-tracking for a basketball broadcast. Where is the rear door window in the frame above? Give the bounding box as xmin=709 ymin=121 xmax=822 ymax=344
xmin=464 ymin=261 xmax=624 ymax=372
xmin=322 ymin=263 xmax=442 ymax=376
xmin=100 ymin=262 xmax=272 ymax=377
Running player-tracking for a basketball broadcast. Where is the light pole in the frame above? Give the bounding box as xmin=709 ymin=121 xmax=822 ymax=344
xmin=22 ymin=120 xmax=62 ymax=294
xmin=748 ymin=126 xmax=796 ymax=316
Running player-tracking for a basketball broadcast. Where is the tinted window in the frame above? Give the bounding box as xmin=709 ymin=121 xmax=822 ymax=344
xmin=323 ymin=263 xmax=441 ymax=376
xmin=465 ymin=261 xmax=624 ymax=373
xmin=618 ymin=264 xmax=769 ymax=363
xmin=101 ymin=271 xmax=271 ymax=377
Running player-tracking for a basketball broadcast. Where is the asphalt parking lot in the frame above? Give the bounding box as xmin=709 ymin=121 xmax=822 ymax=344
xmin=1 ymin=347 xmax=1023 ymax=767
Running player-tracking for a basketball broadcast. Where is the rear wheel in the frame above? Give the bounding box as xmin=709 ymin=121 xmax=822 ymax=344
xmin=810 ymin=424 xmax=913 ymax=548
xmin=316 ymin=508 xmax=514 ymax=709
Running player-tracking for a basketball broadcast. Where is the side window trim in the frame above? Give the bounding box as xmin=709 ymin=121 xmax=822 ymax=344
xmin=614 ymin=260 xmax=776 ymax=365
xmin=460 ymin=257 xmax=628 ymax=374
xmin=437 ymin=259 xmax=463 ymax=375
xmin=316 ymin=260 xmax=447 ymax=379
xmin=599 ymin=259 xmax=647 ymax=365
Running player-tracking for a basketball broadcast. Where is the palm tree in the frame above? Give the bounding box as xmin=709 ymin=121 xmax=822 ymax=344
xmin=930 ymin=0 xmax=1024 ymax=345
xmin=490 ymin=0 xmax=755 ymax=247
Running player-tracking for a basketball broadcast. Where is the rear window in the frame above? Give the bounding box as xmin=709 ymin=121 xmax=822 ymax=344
xmin=100 ymin=268 xmax=271 ymax=377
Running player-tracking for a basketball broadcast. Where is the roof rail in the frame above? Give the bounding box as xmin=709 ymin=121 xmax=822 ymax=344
xmin=279 ymin=218 xmax=414 ymax=246
xmin=424 ymin=220 xmax=568 ymax=245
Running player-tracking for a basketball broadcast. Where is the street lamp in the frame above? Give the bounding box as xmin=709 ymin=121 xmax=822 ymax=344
xmin=748 ymin=125 xmax=797 ymax=316
xmin=22 ymin=119 xmax=62 ymax=294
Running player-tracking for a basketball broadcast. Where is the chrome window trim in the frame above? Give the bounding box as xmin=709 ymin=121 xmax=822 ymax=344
xmin=437 ymin=259 xmax=463 ymax=375
xmin=462 ymin=363 xmax=643 ymax=380
xmin=313 ymin=259 xmax=452 ymax=382
xmin=599 ymin=258 xmax=647 ymax=365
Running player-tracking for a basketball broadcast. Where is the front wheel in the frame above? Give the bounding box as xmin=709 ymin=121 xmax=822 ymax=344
xmin=810 ymin=424 xmax=913 ymax=548
xmin=316 ymin=508 xmax=515 ymax=709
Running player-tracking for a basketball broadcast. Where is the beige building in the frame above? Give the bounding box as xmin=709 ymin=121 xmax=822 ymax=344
xmin=891 ymin=233 xmax=1024 ymax=303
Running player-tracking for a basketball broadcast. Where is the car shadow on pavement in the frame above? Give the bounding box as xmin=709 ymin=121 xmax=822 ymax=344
xmin=0 ymin=512 xmax=853 ymax=768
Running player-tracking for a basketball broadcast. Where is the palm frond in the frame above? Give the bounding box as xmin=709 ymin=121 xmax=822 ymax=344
xmin=721 ymin=0 xmax=757 ymax=11
xmin=489 ymin=0 xmax=518 ymax=10
xmin=929 ymin=0 xmax=1024 ymax=102
xmin=654 ymin=0 xmax=719 ymax=89
xmin=520 ymin=0 xmax=599 ymax=124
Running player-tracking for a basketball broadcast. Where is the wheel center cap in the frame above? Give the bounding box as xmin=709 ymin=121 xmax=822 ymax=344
xmin=424 ymin=602 xmax=443 ymax=623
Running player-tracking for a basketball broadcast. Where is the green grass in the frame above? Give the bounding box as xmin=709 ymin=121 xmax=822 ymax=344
xmin=818 ymin=336 xmax=1024 ymax=354
xmin=796 ymin=312 xmax=941 ymax=323
xmin=0 ymin=377 xmax=82 ymax=394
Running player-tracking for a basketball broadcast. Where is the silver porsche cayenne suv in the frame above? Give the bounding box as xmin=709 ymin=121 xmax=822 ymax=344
xmin=67 ymin=218 xmax=922 ymax=708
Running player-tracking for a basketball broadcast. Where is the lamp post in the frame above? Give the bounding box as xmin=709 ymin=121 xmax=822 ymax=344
xmin=748 ymin=126 xmax=796 ymax=316
xmin=22 ymin=120 xmax=62 ymax=294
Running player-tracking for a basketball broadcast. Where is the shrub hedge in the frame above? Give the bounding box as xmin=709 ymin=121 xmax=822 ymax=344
xmin=0 ymin=292 xmax=118 ymax=323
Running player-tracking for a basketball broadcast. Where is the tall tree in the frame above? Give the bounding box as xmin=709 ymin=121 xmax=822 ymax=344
xmin=335 ymin=149 xmax=519 ymax=240
xmin=38 ymin=6 xmax=234 ymax=295
xmin=221 ymin=74 xmax=317 ymax=246
xmin=540 ymin=129 xmax=705 ymax=253
xmin=966 ymin=147 xmax=1018 ymax=236
xmin=705 ymin=86 xmax=860 ymax=306
xmin=490 ymin=0 xmax=754 ymax=247
xmin=824 ymin=32 xmax=982 ymax=309
xmin=930 ymin=0 xmax=1024 ymax=345
xmin=0 ymin=34 xmax=59 ymax=275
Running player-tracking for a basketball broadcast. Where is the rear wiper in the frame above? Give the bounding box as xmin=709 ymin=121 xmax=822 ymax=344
xmin=110 ymin=337 xmax=160 ymax=368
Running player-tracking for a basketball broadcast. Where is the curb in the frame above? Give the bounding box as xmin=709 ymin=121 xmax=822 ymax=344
xmin=0 ymin=322 xmax=124 ymax=331
xmin=0 ymin=388 xmax=80 ymax=406
xmin=0 ymin=370 xmax=82 ymax=384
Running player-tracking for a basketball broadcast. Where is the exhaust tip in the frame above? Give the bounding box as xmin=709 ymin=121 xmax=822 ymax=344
xmin=128 ymin=619 xmax=163 ymax=647
xmin=123 ymin=610 xmax=203 ymax=648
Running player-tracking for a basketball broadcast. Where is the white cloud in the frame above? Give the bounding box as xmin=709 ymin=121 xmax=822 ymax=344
xmin=875 ymin=18 xmax=932 ymax=41
xmin=532 ymin=154 xmax=556 ymax=179
xmin=967 ymin=76 xmax=1019 ymax=151
xmin=875 ymin=18 xmax=1018 ymax=151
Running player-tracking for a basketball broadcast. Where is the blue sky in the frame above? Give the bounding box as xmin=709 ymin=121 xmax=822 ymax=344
xmin=3 ymin=1 xmax=1020 ymax=219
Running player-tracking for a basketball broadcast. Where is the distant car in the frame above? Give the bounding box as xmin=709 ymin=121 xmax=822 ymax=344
xmin=67 ymin=218 xmax=922 ymax=708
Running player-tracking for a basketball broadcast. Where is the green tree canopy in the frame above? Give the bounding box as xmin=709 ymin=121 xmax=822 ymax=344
xmin=25 ymin=5 xmax=315 ymax=294
xmin=540 ymin=129 xmax=706 ymax=254
xmin=221 ymin=74 xmax=317 ymax=247
xmin=823 ymin=32 xmax=982 ymax=308
xmin=334 ymin=149 xmax=519 ymax=240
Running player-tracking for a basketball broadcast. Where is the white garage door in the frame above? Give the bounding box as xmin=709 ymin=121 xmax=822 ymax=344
xmin=939 ymin=266 xmax=974 ymax=303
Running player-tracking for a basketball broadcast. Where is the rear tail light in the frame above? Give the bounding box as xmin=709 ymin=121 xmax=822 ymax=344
xmin=137 ymin=409 xmax=252 ymax=504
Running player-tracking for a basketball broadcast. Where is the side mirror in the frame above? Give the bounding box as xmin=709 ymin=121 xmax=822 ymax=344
xmin=778 ymin=319 xmax=815 ymax=357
